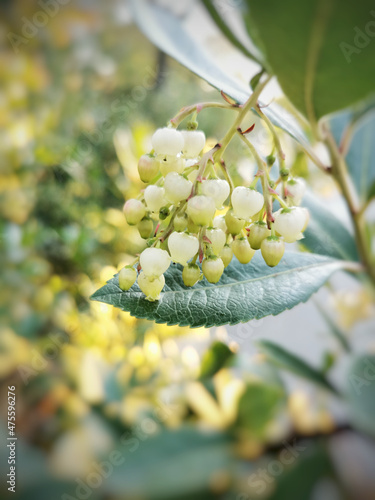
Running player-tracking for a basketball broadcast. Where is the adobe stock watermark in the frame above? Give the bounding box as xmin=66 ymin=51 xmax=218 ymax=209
xmin=230 ymin=316 xmax=265 ymax=346
xmin=7 ymin=0 xmax=71 ymax=54
xmin=340 ymin=11 xmax=375 ymax=63
xmin=349 ymin=357 xmax=375 ymax=395
xmin=61 ymin=399 xmax=177 ymax=500
xmin=236 ymin=439 xmax=306 ymax=499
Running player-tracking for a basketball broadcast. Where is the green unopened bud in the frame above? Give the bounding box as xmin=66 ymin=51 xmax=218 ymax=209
xmin=174 ymin=213 xmax=188 ymax=232
xmin=137 ymin=217 xmax=154 ymax=239
xmin=247 ymin=221 xmax=271 ymax=250
xmin=187 ymin=217 xmax=200 ymax=233
xmin=138 ymin=154 xmax=159 ymax=183
xmin=202 ymin=256 xmax=224 ymax=284
xmin=232 ymin=237 xmax=255 ymax=264
xmin=182 ymin=263 xmax=202 ymax=287
xmin=266 ymin=154 xmax=276 ymax=167
xmin=261 ymin=236 xmax=285 ymax=267
xmin=123 ymin=199 xmax=146 ymax=225
xmin=225 ymin=209 xmax=245 ymax=235
xmin=118 ymin=266 xmax=137 ymax=291
xmin=220 ymin=244 xmax=233 ymax=268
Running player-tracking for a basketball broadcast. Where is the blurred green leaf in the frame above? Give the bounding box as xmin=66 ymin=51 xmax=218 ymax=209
xmin=237 ymin=383 xmax=285 ymax=437
xmin=245 ymin=0 xmax=375 ymax=119
xmin=201 ymin=0 xmax=262 ymax=64
xmin=107 ymin=427 xmax=233 ymax=499
xmin=267 ymin=445 xmax=334 ymax=500
xmin=257 ymin=340 xmax=339 ymax=394
xmin=200 ymin=341 xmax=234 ymax=379
xmin=301 ymin=191 xmax=359 ymax=262
xmin=130 ymin=0 xmax=315 ymax=155
xmin=91 ymin=252 xmax=346 ymax=328
xmin=345 ymin=354 xmax=375 ymax=437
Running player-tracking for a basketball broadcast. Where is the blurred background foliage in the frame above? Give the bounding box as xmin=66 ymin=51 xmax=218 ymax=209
xmin=1 ymin=1 xmax=375 ymax=500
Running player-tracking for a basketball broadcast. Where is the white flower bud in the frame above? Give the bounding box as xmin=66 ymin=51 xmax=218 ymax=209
xmin=213 ymin=215 xmax=227 ymax=232
xmin=118 ymin=266 xmax=137 ymax=290
xmin=261 ymin=237 xmax=285 ymax=267
xmin=138 ymin=271 xmax=165 ymax=301
xmin=247 ymin=222 xmax=271 ymax=250
xmin=201 ymin=179 xmax=230 ymax=209
xmin=202 ymin=257 xmax=224 ymax=283
xmin=225 ymin=209 xmax=245 ymax=235
xmin=168 ymin=232 xmax=199 ymax=265
xmin=137 ymin=218 xmax=154 ymax=239
xmin=231 ymin=186 xmax=264 ymax=220
xmin=186 ymin=195 xmax=216 ymax=226
xmin=164 ymin=172 xmax=192 ymax=204
xmin=206 ymin=228 xmax=226 ymax=255
xmin=157 ymin=155 xmax=186 ymax=176
xmin=273 ymin=207 xmax=308 ymax=243
xmin=286 ymin=178 xmax=306 ymax=206
xmin=182 ymin=264 xmax=202 ymax=287
xmin=138 ymin=154 xmax=159 ymax=183
xmin=181 ymin=130 xmax=206 ymax=158
xmin=144 ymin=185 xmax=166 ymax=213
xmin=123 ymin=199 xmax=146 ymax=225
xmin=140 ymin=247 xmax=171 ymax=279
xmin=220 ymin=244 xmax=233 ymax=268
xmin=232 ymin=237 xmax=256 ymax=264
xmin=152 ymin=127 xmax=183 ymax=156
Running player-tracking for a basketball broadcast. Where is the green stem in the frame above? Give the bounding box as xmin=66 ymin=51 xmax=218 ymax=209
xmin=237 ymin=132 xmax=274 ymax=226
xmin=160 ymin=201 xmax=187 ymax=241
xmin=219 ymin=160 xmax=234 ymax=195
xmin=256 ymin=104 xmax=285 ymax=170
xmin=170 ymin=102 xmax=240 ymax=128
xmin=192 ymin=145 xmax=221 ymax=195
xmin=214 ymin=75 xmax=272 ymax=161
xmin=323 ymin=125 xmax=375 ymax=286
xmin=271 ymin=193 xmax=289 ymax=210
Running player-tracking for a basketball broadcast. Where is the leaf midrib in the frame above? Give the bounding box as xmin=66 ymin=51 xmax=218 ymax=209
xmin=96 ymin=260 xmax=340 ymax=299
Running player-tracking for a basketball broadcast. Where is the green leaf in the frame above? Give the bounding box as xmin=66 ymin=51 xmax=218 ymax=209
xmin=245 ymin=0 xmax=375 ymax=119
xmin=345 ymin=355 xmax=375 ymax=437
xmin=130 ymin=0 xmax=314 ymax=155
xmin=330 ymin=109 xmax=375 ymax=204
xmin=200 ymin=341 xmax=234 ymax=379
xmin=237 ymin=383 xmax=285 ymax=437
xmin=267 ymin=445 xmax=333 ymax=500
xmin=301 ymin=191 xmax=359 ymax=262
xmin=257 ymin=340 xmax=339 ymax=394
xmin=91 ymin=252 xmax=346 ymax=328
xmin=107 ymin=427 xmax=232 ymax=499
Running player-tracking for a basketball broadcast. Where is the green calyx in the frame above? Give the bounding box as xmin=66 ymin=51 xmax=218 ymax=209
xmin=280 ymin=168 xmax=289 ymax=179
xmin=159 ymin=206 xmax=170 ymax=220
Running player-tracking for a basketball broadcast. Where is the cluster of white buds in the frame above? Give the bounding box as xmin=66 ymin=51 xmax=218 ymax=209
xmin=120 ymin=122 xmax=309 ymax=301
